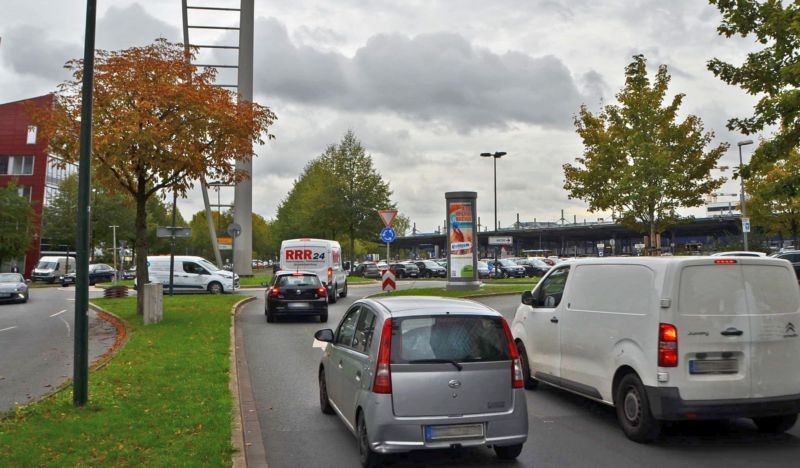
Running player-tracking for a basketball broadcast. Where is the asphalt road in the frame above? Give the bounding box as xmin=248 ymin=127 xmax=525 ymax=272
xmin=239 ymin=282 xmax=800 ymax=468
xmin=0 ymin=285 xmax=116 ymax=411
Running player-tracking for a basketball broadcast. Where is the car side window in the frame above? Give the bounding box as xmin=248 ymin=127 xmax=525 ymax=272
xmin=353 ymin=309 xmax=377 ymax=354
xmin=336 ymin=307 xmax=361 ymax=347
xmin=536 ymin=266 xmax=570 ymax=308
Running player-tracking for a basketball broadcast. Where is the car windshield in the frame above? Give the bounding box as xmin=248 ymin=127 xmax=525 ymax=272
xmin=391 ymin=315 xmax=511 ymax=363
xmin=530 ymin=259 xmax=547 ymax=267
xmin=477 ymin=261 xmax=488 ymax=268
xmin=423 ymin=261 xmax=439 ymax=268
xmin=36 ymin=261 xmax=57 ymax=269
xmin=198 ymin=259 xmax=219 ymax=272
xmin=0 ymin=273 xmax=23 ymax=283
xmin=499 ymin=259 xmax=517 ymax=266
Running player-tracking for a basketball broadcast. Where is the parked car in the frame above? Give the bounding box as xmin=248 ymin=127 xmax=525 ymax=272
xmin=314 ymin=296 xmax=528 ymax=466
xmin=145 ymin=255 xmax=239 ymax=293
xmin=265 ymin=270 xmax=328 ymax=323
xmin=414 ymin=260 xmax=447 ymax=278
xmin=122 ymin=266 xmax=136 ymax=280
xmin=0 ymin=273 xmax=29 ymax=303
xmin=476 ymin=260 xmax=491 ymax=278
xmin=513 ymin=258 xmax=550 ymax=277
xmin=31 ymin=256 xmax=76 ymax=284
xmin=352 ymin=262 xmax=381 ymax=279
xmin=770 ymin=250 xmax=800 ymax=279
xmin=376 ymin=261 xmax=390 ymax=275
xmin=61 ymin=263 xmax=117 ymax=286
xmin=390 ymin=262 xmax=419 ymax=279
xmin=512 ymin=256 xmax=800 ymax=442
xmin=489 ymin=259 xmax=526 ymax=278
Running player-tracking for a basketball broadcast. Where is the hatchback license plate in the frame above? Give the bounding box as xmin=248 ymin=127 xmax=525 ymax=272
xmin=425 ymin=423 xmax=484 ymax=441
xmin=287 ymin=302 xmax=310 ymax=309
xmin=0 ymin=293 xmax=10 ymax=298
xmin=690 ymin=359 xmax=738 ymax=374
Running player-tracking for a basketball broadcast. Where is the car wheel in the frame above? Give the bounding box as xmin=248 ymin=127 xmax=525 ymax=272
xmin=494 ymin=443 xmax=523 ymax=460
xmin=61 ymin=282 xmax=68 ymax=287
xmin=357 ymin=411 xmax=382 ymax=468
xmin=339 ymin=281 xmax=348 ymax=298
xmin=48 ymin=278 xmax=55 ymax=284
xmin=208 ymin=282 xmax=223 ymax=294
xmin=320 ymin=311 xmax=328 ymax=323
xmin=516 ymin=341 xmax=538 ymax=390
xmin=615 ymin=373 xmax=661 ymax=442
xmin=329 ymin=284 xmax=338 ymax=304
xmin=319 ymin=368 xmax=334 ymax=414
xmin=266 ymin=307 xmax=274 ymax=323
xmin=425 ymin=271 xmax=432 ymax=278
xmin=752 ymin=414 xmax=798 ymax=433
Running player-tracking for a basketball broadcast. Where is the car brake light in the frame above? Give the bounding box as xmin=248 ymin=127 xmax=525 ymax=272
xmin=327 ymin=267 xmax=333 ymax=283
xmin=501 ymin=319 xmax=524 ymax=389
xmin=659 ymin=323 xmax=678 ymax=367
xmin=269 ymin=287 xmax=280 ymax=298
xmin=373 ymin=319 xmax=393 ymax=394
xmin=317 ymin=287 xmax=327 ymax=298
xmin=714 ymin=259 xmax=737 ymax=264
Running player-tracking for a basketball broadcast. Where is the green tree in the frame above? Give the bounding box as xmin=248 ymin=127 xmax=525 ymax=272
xmin=564 ymin=55 xmax=727 ymax=251
xmin=708 ymin=1 xmax=800 ymax=188
xmin=35 ymin=39 xmax=275 ymax=314
xmin=0 ymin=181 xmax=35 ymax=268
xmin=745 ymin=149 xmax=800 ymax=246
xmin=393 ymin=213 xmax=412 ymax=237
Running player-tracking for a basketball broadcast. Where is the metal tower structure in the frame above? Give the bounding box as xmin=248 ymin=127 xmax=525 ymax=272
xmin=181 ymin=0 xmax=254 ymax=274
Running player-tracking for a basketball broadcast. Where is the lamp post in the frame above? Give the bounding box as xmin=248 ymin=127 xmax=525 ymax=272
xmin=109 ymin=225 xmax=119 ymax=283
xmin=480 ymin=152 xmax=507 ymax=231
xmin=737 ymin=139 xmax=754 ymax=250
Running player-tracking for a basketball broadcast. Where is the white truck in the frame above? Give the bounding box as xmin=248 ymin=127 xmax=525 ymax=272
xmin=280 ymin=238 xmax=347 ymax=303
xmin=512 ymin=256 xmax=800 ymax=442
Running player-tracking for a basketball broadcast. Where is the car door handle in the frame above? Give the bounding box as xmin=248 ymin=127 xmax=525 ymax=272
xmin=720 ymin=327 xmax=743 ymax=336
xmin=355 ymin=372 xmax=361 ymax=382
xmin=550 ymin=317 xmax=559 ymax=324
xmin=338 ymin=361 xmax=343 ymax=369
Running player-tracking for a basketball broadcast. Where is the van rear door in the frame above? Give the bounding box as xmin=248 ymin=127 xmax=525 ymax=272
xmin=742 ymin=263 xmax=800 ymax=398
xmin=675 ymin=261 xmax=751 ymax=400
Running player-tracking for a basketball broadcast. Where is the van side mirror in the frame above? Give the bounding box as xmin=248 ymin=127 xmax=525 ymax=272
xmin=314 ymin=329 xmax=335 ymax=342
xmin=521 ymin=290 xmax=535 ymax=306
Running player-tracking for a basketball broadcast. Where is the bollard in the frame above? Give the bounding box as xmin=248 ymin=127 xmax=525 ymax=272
xmin=143 ymin=283 xmax=163 ymax=325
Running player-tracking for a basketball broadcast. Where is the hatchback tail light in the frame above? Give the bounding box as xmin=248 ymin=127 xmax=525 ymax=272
xmin=316 ymin=287 xmax=327 ymax=298
xmin=373 ymin=319 xmax=393 ymax=394
xmin=659 ymin=323 xmax=678 ymax=367
xmin=501 ymin=319 xmax=524 ymax=389
xmin=269 ymin=287 xmax=280 ymax=298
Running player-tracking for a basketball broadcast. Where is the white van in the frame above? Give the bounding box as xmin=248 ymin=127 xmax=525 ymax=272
xmin=31 ymin=256 xmax=76 ymax=283
xmin=147 ymin=255 xmax=238 ymax=294
xmin=280 ymin=238 xmax=347 ymax=303
xmin=511 ymin=256 xmax=800 ymax=442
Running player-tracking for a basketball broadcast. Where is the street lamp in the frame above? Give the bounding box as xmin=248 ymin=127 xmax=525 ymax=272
xmin=737 ymin=139 xmax=754 ymax=250
xmin=480 ymin=151 xmax=507 ymax=231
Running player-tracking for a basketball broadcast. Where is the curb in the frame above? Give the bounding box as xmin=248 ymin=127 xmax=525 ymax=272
xmin=88 ymin=303 xmax=129 ymax=371
xmin=230 ymin=296 xmax=268 ymax=468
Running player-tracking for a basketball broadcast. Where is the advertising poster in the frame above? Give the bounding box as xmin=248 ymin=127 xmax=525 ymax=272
xmin=448 ymin=201 xmax=474 ymax=278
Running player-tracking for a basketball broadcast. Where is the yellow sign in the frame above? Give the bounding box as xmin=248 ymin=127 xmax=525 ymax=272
xmin=217 ymin=237 xmax=232 ymax=250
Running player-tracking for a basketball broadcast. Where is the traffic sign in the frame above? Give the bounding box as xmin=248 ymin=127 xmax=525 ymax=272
xmin=378 ymin=209 xmax=398 ymax=227
xmin=742 ymin=217 xmax=751 ymax=233
xmin=380 ymin=227 xmax=396 ymax=243
xmin=382 ymin=269 xmax=396 ymax=292
xmin=227 ymin=222 xmax=242 ymax=238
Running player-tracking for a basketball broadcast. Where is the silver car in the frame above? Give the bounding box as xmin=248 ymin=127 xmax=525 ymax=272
xmin=0 ymin=273 xmax=29 ymax=303
xmin=314 ymin=296 xmax=528 ymax=467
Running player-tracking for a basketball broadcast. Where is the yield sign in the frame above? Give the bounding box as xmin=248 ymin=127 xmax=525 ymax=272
xmin=378 ymin=209 xmax=398 ymax=227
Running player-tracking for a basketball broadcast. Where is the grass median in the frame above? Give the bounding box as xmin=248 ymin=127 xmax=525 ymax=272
xmin=0 ymin=294 xmax=245 ymax=466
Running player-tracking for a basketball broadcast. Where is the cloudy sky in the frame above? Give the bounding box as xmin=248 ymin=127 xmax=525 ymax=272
xmin=1 ymin=0 xmax=761 ymax=233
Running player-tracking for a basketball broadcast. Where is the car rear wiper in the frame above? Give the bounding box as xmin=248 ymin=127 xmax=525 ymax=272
xmin=407 ymin=359 xmax=463 ymax=371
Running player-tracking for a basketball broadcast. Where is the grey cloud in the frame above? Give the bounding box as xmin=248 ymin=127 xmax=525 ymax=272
xmin=251 ymin=18 xmax=585 ymax=131
xmin=96 ymin=3 xmax=179 ymax=50
xmin=0 ymin=25 xmax=78 ymax=81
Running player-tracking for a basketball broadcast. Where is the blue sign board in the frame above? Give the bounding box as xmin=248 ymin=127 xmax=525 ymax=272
xmin=380 ymin=227 xmax=396 ymax=243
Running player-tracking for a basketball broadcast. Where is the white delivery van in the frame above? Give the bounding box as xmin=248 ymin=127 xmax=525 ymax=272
xmin=512 ymin=256 xmax=800 ymax=442
xmin=31 ymin=256 xmax=76 ymax=283
xmin=146 ymin=255 xmax=239 ymax=294
xmin=279 ymin=238 xmax=347 ymax=303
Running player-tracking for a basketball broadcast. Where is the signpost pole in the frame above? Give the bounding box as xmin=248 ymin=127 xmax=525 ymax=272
xmin=169 ymin=190 xmax=177 ymax=296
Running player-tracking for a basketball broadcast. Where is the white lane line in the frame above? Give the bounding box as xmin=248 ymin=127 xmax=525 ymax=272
xmin=50 ymin=309 xmax=67 ymax=318
xmin=0 ymin=326 xmax=17 ymax=333
xmin=59 ymin=316 xmax=71 ymax=337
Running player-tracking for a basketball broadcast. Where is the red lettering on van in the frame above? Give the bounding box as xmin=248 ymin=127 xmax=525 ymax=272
xmin=285 ymin=250 xmax=294 ymax=260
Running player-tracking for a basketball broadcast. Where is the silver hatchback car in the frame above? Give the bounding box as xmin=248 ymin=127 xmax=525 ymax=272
xmin=314 ymin=296 xmax=528 ymax=467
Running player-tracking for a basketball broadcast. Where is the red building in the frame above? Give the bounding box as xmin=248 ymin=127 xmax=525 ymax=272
xmin=0 ymin=95 xmax=75 ymax=276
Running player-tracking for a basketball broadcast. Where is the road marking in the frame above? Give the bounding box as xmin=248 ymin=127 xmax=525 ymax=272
xmin=50 ymin=309 xmax=67 ymax=318
xmin=312 ymin=339 xmax=327 ymax=349
xmin=0 ymin=326 xmax=17 ymax=333
xmin=59 ymin=316 xmax=71 ymax=337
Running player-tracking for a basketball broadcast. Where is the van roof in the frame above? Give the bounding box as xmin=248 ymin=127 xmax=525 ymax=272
xmin=281 ymin=238 xmax=340 ymax=246
xmin=564 ymin=255 xmax=792 ymax=273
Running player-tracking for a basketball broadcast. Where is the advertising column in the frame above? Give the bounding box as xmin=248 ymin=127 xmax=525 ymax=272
xmin=445 ymin=191 xmax=479 ymax=290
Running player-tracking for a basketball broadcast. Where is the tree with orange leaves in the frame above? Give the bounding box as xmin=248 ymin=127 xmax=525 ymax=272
xmin=34 ymin=39 xmax=276 ymax=313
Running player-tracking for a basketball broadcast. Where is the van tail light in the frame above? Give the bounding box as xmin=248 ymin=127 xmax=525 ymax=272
xmin=327 ymin=267 xmax=333 ymax=283
xmin=269 ymin=287 xmax=280 ymax=298
xmin=501 ymin=319 xmax=524 ymax=389
xmin=316 ymin=287 xmax=327 ymax=298
xmin=659 ymin=323 xmax=678 ymax=367
xmin=373 ymin=319 xmax=393 ymax=394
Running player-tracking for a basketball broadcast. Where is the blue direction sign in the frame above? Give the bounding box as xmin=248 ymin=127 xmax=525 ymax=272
xmin=380 ymin=227 xmax=396 ymax=243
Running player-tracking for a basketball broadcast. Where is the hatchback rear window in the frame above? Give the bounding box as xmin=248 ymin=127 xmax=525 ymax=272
xmin=390 ymin=315 xmax=510 ymax=363
xmin=277 ymin=274 xmax=321 ymax=287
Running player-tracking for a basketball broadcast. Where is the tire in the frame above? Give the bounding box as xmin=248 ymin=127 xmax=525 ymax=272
xmin=752 ymin=414 xmax=798 ymax=433
xmin=208 ymin=281 xmax=223 ymax=294
xmin=615 ymin=373 xmax=661 ymax=442
xmin=494 ymin=443 xmax=523 ymax=460
xmin=266 ymin=307 xmax=274 ymax=323
xmin=339 ymin=281 xmax=348 ymax=298
xmin=516 ymin=341 xmax=538 ymax=390
xmin=320 ymin=311 xmax=328 ymax=323
xmin=357 ymin=412 xmax=383 ymax=468
xmin=328 ymin=284 xmax=338 ymax=304
xmin=425 ymin=271 xmax=432 ymax=278
xmin=319 ymin=369 xmax=334 ymax=414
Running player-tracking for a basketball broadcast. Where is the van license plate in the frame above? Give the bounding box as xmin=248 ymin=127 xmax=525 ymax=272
xmin=425 ymin=423 xmax=484 ymax=441
xmin=689 ymin=359 xmax=738 ymax=374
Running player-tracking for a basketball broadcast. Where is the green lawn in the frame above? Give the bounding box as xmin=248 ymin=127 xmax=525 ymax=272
xmin=0 ymin=294 xmax=244 ymax=466
xmin=371 ymin=283 xmax=532 ymax=298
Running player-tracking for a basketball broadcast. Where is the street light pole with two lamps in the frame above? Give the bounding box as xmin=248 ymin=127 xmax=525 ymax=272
xmin=480 ymin=151 xmax=507 ymax=232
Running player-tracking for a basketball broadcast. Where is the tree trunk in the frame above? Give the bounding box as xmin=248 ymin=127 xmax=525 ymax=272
xmin=349 ymin=224 xmax=355 ymax=264
xmin=135 ymin=190 xmax=150 ymax=315
xmin=650 ymin=221 xmax=656 ymax=256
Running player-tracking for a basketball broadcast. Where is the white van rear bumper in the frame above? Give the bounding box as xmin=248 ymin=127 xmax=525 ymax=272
xmin=646 ymin=386 xmax=800 ymax=420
